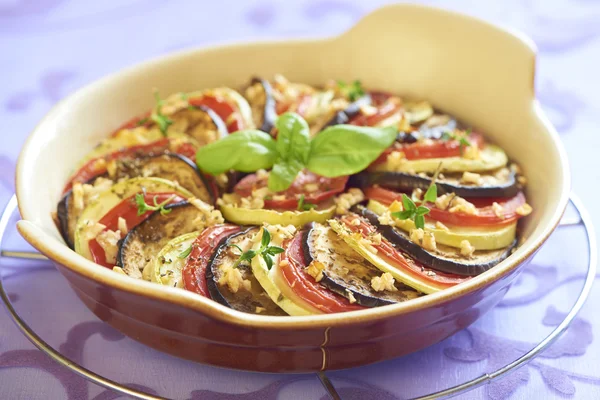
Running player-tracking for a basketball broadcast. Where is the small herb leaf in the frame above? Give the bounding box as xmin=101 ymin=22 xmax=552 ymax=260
xmin=424 ymin=184 xmax=437 ymax=203
xmin=415 ymin=215 xmax=425 ymax=229
xmin=177 ymin=245 xmax=193 ymax=259
xmin=392 ymin=210 xmax=414 ymax=220
xmin=261 ymin=228 xmax=271 ymax=249
xmin=401 ymin=194 xmax=415 ymax=212
xmin=263 ymin=253 xmax=274 ymax=270
xmin=416 ymin=206 xmax=431 ymax=216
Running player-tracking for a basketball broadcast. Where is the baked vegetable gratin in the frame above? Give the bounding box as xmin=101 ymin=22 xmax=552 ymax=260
xmin=54 ymin=75 xmax=532 ymax=316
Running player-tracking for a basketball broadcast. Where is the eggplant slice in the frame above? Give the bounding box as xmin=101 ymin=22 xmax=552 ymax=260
xmin=322 ymin=95 xmax=371 ymax=128
xmin=169 ymin=105 xmax=227 ymax=145
xmin=302 ymin=223 xmax=419 ymax=307
xmin=206 ymin=227 xmax=286 ymax=315
xmin=350 ymin=168 xmax=520 ymax=198
xmin=352 ymin=204 xmax=516 ymax=276
xmin=57 ymin=154 xmax=215 ymax=249
xmin=117 ymin=202 xmax=206 ymax=278
xmin=245 ymin=77 xmax=278 ymax=133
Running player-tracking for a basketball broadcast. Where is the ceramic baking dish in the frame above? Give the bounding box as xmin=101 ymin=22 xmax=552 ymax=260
xmin=15 ymin=4 xmax=569 ymax=372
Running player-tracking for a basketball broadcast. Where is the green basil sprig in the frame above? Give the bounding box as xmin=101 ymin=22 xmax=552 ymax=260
xmin=195 ymin=112 xmax=397 ymax=192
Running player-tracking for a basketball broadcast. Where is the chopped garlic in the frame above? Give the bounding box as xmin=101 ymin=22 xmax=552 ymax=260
xmin=412 ymin=188 xmax=423 ymax=201
xmin=422 ymin=231 xmax=437 ymax=252
xmin=371 ymin=272 xmax=398 ymax=292
xmin=387 ymin=200 xmax=402 ymax=214
xmin=435 ymin=193 xmax=455 ymax=210
xmin=378 ymin=211 xmax=394 ymax=226
xmin=410 ymin=228 xmax=436 ymax=251
xmin=369 ymin=233 xmax=382 ymax=245
xmin=448 ymin=196 xmax=478 ymax=215
xmin=495 ymin=167 xmax=511 ymax=180
xmin=72 ymin=183 xmax=85 ymax=210
xmin=492 ymin=202 xmax=505 ymax=219
xmin=117 ymin=217 xmax=128 ymax=235
xmin=435 ymin=221 xmax=449 ymax=231
xmin=255 ymin=306 xmax=266 ymax=314
xmin=461 ymin=171 xmax=482 ymax=185
xmin=350 ymin=218 xmax=361 ymax=226
xmin=189 ymin=197 xmax=224 ymax=225
xmin=96 ymin=229 xmax=121 ymax=264
xmin=386 ymin=151 xmax=406 ymax=170
xmin=279 ymin=259 xmax=290 ymax=268
xmin=304 ymin=183 xmax=319 ymax=193
xmin=334 ymin=188 xmax=365 ymax=215
xmin=218 ymin=266 xmax=251 ymax=293
xmin=510 ymin=163 xmax=522 ymax=175
xmin=305 ymin=260 xmax=325 ymax=282
xmin=462 ymin=145 xmax=480 ymax=160
xmin=256 ymin=169 xmax=269 ymax=180
xmin=410 ymin=228 xmax=425 ymax=243
xmin=80 ymin=221 xmax=107 ymax=241
xmin=460 ymin=240 xmax=475 ymax=257
xmin=264 ymin=224 xmax=296 ymax=244
xmin=517 ymin=176 xmax=528 ymax=185
xmin=346 ymin=290 xmax=358 ymax=304
xmin=516 ymin=203 xmax=533 ymax=216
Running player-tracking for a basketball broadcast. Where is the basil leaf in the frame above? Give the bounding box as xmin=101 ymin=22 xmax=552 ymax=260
xmin=268 ymin=159 xmax=303 ymax=192
xmin=415 ymin=215 xmax=425 ymax=229
xmin=401 ymin=194 xmax=415 ymax=212
xmin=266 ymin=246 xmax=285 ymax=255
xmin=392 ymin=210 xmax=413 ymax=220
xmin=307 ymin=125 xmax=397 ymax=177
xmin=416 ymin=206 xmax=430 ymax=216
xmin=260 ymin=228 xmax=271 ymax=249
xmin=424 ymin=184 xmax=437 ymax=203
xmin=196 ymin=130 xmax=277 ymax=175
xmin=275 ymin=112 xmax=311 ymax=165
xmin=263 ymin=253 xmax=274 ymax=270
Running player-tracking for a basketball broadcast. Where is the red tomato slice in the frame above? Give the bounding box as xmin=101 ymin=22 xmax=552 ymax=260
xmin=189 ymin=96 xmax=245 ymax=132
xmin=276 ymin=94 xmax=312 ymax=116
xmin=349 ymin=100 xmax=402 ymax=127
xmin=182 ymin=224 xmax=242 ymax=297
xmin=371 ymin=133 xmax=485 ymax=166
xmin=234 ymin=170 xmax=348 ymax=209
xmin=364 ymin=186 xmax=526 ymax=227
xmin=339 ymin=215 xmax=469 ymax=289
xmin=279 ymin=232 xmax=364 ymax=313
xmin=63 ymin=138 xmax=198 ymax=194
xmin=88 ymin=192 xmax=185 ymax=268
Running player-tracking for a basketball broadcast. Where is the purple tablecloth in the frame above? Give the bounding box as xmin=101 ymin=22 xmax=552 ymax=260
xmin=1 ymin=1 xmax=599 ymax=399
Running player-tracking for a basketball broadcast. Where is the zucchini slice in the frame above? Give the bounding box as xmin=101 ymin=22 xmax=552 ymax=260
xmin=328 ymin=219 xmax=442 ymax=294
xmin=354 ymin=205 xmax=516 ymax=276
xmin=219 ymin=204 xmax=336 ymax=227
xmin=302 ymin=223 xmax=420 ymax=307
xmin=371 ymin=145 xmax=508 ymax=174
xmin=366 ymin=200 xmax=516 ymax=250
xmin=74 ymin=177 xmax=193 ymax=262
xmin=206 ymin=227 xmax=286 ymax=315
xmin=117 ymin=203 xmax=211 ymax=279
xmin=151 ymin=232 xmax=200 ymax=286
xmin=250 ymin=227 xmax=321 ymax=316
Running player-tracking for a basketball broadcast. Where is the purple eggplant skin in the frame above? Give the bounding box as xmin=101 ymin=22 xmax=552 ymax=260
xmin=322 ymin=95 xmax=372 ymax=129
xmin=301 ymin=223 xmax=398 ymax=308
xmin=56 ymin=192 xmax=74 ymax=249
xmin=205 ymin=227 xmax=287 ymax=315
xmin=351 ymin=204 xmax=516 ymax=276
xmin=189 ymin=104 xmax=228 ymax=139
xmin=349 ymin=170 xmax=520 ymax=199
xmin=251 ymin=77 xmax=278 ymax=133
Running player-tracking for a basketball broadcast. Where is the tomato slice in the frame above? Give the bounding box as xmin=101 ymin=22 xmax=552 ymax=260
xmin=339 ymin=215 xmax=469 ymax=289
xmin=371 ymin=133 xmax=485 ymax=166
xmin=63 ymin=138 xmax=198 ymax=194
xmin=88 ymin=192 xmax=185 ymax=268
xmin=364 ymin=186 xmax=526 ymax=227
xmin=279 ymin=232 xmax=364 ymax=313
xmin=349 ymin=100 xmax=402 ymax=127
xmin=189 ymin=96 xmax=244 ymax=132
xmin=233 ymin=170 xmax=348 ymax=209
xmin=276 ymin=93 xmax=312 ymax=116
xmin=182 ymin=224 xmax=242 ymax=297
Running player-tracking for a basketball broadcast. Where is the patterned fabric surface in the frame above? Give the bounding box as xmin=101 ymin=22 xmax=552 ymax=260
xmin=1 ymin=0 xmax=599 ymax=399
